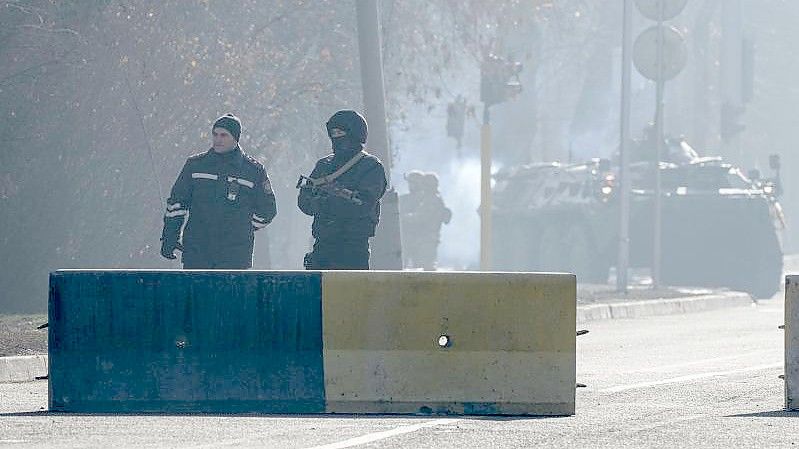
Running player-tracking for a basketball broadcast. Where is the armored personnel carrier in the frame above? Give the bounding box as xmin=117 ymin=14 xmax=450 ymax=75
xmin=492 ymin=141 xmax=785 ymax=298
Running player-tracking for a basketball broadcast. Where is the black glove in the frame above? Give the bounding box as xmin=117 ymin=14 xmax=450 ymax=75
xmin=160 ymin=237 xmax=182 ymax=260
xmin=301 ymin=185 xmax=327 ymax=213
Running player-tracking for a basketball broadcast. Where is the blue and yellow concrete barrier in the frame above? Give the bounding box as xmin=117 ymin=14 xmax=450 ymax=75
xmin=49 ymin=270 xmax=575 ymax=415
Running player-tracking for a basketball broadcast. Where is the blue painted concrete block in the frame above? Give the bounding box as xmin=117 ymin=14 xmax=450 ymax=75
xmin=49 ymin=270 xmax=325 ymax=413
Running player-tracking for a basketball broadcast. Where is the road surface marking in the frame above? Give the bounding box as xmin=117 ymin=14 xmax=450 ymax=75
xmin=184 ymin=438 xmax=246 ymax=448
xmin=303 ymin=418 xmax=460 ymax=449
xmin=627 ymin=352 xmax=781 ymax=373
xmin=599 ymin=363 xmax=781 ymax=393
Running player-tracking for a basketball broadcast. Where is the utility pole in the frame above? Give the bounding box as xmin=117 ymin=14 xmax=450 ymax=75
xmin=478 ymin=55 xmax=522 ymax=271
xmin=720 ymin=0 xmax=746 ymax=164
xmin=692 ymin=0 xmax=721 ymax=150
xmin=480 ymin=106 xmax=492 ymax=270
xmin=617 ymin=0 xmax=634 ymax=293
xmin=652 ymin=0 xmax=665 ymax=288
xmin=355 ymin=0 xmax=402 ymax=269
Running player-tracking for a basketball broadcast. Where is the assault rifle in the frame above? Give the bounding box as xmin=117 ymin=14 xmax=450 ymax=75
xmin=296 ymin=175 xmax=364 ymax=206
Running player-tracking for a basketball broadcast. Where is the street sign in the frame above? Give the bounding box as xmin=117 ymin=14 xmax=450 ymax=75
xmin=633 ymin=0 xmax=688 ymax=290
xmin=632 ymin=25 xmax=688 ymax=81
xmin=634 ymin=0 xmax=689 ymax=21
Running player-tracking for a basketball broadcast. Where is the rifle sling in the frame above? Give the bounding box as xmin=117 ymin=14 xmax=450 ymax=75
xmin=308 ymin=151 xmax=366 ymax=186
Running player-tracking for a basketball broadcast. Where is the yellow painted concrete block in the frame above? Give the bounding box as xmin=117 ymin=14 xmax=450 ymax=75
xmin=322 ymin=271 xmax=576 ymax=415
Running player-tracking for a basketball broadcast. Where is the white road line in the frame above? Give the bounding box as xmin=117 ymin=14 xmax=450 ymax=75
xmin=625 ymin=352 xmax=782 ymax=373
xmin=185 ymin=439 xmax=246 ymax=449
xmin=303 ymin=418 xmax=460 ymax=449
xmin=598 ymin=363 xmax=782 ymax=393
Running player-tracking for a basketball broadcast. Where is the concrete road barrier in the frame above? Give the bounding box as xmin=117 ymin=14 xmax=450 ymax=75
xmin=49 ymin=270 xmax=575 ymax=415
xmin=786 ymin=275 xmax=799 ymax=411
xmin=0 ymin=355 xmax=48 ymax=383
xmin=49 ymin=270 xmax=326 ymax=414
xmin=322 ymin=271 xmax=576 ymax=415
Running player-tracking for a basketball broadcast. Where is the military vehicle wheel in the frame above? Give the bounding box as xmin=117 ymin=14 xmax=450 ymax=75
xmin=736 ymin=241 xmax=782 ymax=299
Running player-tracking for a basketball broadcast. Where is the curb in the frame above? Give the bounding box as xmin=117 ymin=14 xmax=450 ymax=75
xmin=0 ymin=355 xmax=48 ymax=383
xmin=577 ymin=291 xmax=754 ymax=323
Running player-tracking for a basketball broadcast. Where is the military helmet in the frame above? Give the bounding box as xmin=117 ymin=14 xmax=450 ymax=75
xmin=421 ymin=172 xmax=440 ymax=191
xmin=404 ymin=170 xmax=425 ymax=190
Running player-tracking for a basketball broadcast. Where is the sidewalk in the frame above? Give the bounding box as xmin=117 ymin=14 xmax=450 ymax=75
xmin=577 ymin=284 xmax=754 ymax=323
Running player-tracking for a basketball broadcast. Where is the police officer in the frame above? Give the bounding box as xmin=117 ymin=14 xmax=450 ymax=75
xmin=160 ymin=114 xmax=277 ymax=269
xmin=297 ymin=110 xmax=387 ymax=269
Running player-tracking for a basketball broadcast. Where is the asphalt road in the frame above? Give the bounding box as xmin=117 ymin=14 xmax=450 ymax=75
xmin=0 ymin=288 xmax=794 ymax=448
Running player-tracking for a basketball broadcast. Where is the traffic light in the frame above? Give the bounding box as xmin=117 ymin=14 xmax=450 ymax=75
xmin=742 ymin=38 xmax=755 ymax=104
xmin=446 ymin=96 xmax=466 ymax=149
xmin=721 ymin=102 xmax=746 ymax=141
xmin=480 ymin=54 xmax=523 ymax=106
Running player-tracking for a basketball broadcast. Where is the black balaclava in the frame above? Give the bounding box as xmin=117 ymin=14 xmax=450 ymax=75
xmin=213 ymin=113 xmax=242 ymax=142
xmin=326 ymin=110 xmax=367 ymax=156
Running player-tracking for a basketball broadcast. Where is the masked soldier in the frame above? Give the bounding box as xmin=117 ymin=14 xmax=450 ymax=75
xmin=297 ymin=110 xmax=387 ymax=270
xmin=160 ymin=114 xmax=277 ymax=268
xmin=400 ymin=171 xmax=452 ymax=270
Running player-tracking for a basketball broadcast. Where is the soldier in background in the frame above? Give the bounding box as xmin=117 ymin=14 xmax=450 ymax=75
xmin=400 ymin=171 xmax=452 ymax=270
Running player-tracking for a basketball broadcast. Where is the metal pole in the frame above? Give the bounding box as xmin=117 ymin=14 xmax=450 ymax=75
xmin=480 ymin=106 xmax=492 ymax=271
xmin=652 ymin=0 xmax=665 ymax=288
xmin=355 ymin=0 xmax=391 ymax=175
xmin=617 ymin=0 xmax=633 ymax=293
xmin=355 ymin=0 xmax=402 ymax=269
xmin=692 ymin=0 xmax=722 ymax=150
xmin=721 ymin=0 xmax=745 ymax=164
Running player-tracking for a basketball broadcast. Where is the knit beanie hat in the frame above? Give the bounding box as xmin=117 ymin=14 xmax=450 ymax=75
xmin=213 ymin=113 xmax=242 ymax=142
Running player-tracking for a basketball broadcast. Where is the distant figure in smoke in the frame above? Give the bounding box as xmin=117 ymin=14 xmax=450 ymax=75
xmin=297 ymin=110 xmax=387 ymax=270
xmin=160 ymin=114 xmax=277 ymax=268
xmin=400 ymin=171 xmax=452 ymax=270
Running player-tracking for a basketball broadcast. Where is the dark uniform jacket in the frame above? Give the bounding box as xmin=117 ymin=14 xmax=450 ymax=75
xmin=399 ymin=190 xmax=452 ymax=243
xmin=297 ymin=150 xmax=387 ymax=241
xmin=161 ymin=147 xmax=277 ymax=267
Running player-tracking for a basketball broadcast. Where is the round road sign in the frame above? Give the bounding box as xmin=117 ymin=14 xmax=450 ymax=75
xmin=635 ymin=0 xmax=689 ymax=21
xmin=632 ymin=25 xmax=688 ymax=81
